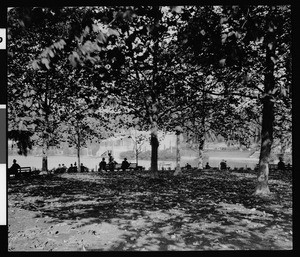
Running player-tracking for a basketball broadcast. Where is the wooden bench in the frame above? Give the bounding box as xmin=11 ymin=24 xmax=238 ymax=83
xmin=19 ymin=167 xmax=32 ymax=176
xmin=128 ymin=163 xmax=137 ymax=170
xmin=161 ymin=163 xmax=172 ymax=170
xmin=9 ymin=166 xmax=32 ymax=178
xmin=104 ymin=163 xmax=144 ymax=171
xmin=255 ymin=164 xmax=292 ymax=171
xmin=115 ymin=163 xmax=140 ymax=171
xmin=255 ymin=164 xmax=276 ymax=170
xmin=126 ymin=163 xmax=145 ymax=171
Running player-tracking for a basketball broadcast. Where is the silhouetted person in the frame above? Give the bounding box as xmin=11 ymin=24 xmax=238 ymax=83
xmin=56 ymin=164 xmax=62 ymax=173
xmin=61 ymin=164 xmax=67 ymax=173
xmin=220 ymin=160 xmax=227 ymax=170
xmin=205 ymin=162 xmax=210 ymax=169
xmin=9 ymin=159 xmax=20 ymax=177
xmin=278 ymin=157 xmax=285 ymax=171
xmin=108 ymin=153 xmax=115 ymax=172
xmin=99 ymin=158 xmax=107 ymax=172
xmin=121 ymin=158 xmax=130 ymax=172
xmin=185 ymin=163 xmax=192 ymax=169
xmin=68 ymin=164 xmax=75 ymax=173
xmin=74 ymin=162 xmax=78 ymax=172
xmin=80 ymin=163 xmax=88 ymax=172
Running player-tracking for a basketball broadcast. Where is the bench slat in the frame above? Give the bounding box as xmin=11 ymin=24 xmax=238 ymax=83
xmin=18 ymin=167 xmax=32 ymax=172
xmin=102 ymin=163 xmax=142 ymax=171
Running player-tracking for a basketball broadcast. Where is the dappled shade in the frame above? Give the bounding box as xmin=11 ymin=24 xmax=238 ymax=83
xmin=8 ymin=169 xmax=292 ymax=250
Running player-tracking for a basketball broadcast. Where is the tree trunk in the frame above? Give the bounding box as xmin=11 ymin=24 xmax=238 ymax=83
xmin=280 ymin=135 xmax=286 ymax=157
xmin=136 ymin=148 xmax=138 ymax=166
xmin=174 ymin=132 xmax=182 ymax=176
xmin=77 ymin=147 xmax=81 ymax=172
xmin=42 ymin=150 xmax=48 ymax=172
xmin=150 ymin=123 xmax=159 ymax=178
xmin=77 ymin=131 xmax=81 ymax=172
xmin=254 ymin=118 xmax=272 ymax=195
xmin=42 ymin=137 xmax=48 ymax=172
xmin=254 ymin=14 xmax=276 ymax=195
xmin=197 ymin=135 xmax=205 ymax=169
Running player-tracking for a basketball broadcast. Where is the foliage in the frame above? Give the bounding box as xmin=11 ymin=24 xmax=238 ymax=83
xmin=8 ymin=6 xmax=291 ymax=183
xmin=7 ymin=130 xmax=33 ymax=156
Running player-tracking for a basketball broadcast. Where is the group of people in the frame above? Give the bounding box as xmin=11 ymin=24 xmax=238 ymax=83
xmin=98 ymin=153 xmax=130 ymax=172
xmin=55 ymin=162 xmax=88 ymax=173
xmin=8 ymin=155 xmax=290 ymax=176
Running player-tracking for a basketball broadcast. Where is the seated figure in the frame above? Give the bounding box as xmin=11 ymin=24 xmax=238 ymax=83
xmin=121 ymin=158 xmax=130 ymax=171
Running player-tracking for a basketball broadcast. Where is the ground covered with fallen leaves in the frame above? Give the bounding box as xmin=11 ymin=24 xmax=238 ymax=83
xmin=8 ymin=169 xmax=292 ymax=251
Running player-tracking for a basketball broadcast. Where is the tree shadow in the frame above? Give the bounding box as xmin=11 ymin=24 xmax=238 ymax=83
xmin=8 ymin=170 xmax=292 ymax=250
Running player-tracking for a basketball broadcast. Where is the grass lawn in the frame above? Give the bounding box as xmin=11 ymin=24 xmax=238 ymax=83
xmin=8 ymin=169 xmax=292 ymax=251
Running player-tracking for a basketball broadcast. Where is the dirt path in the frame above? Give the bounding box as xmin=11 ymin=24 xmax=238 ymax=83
xmin=8 ymin=170 xmax=293 ymax=251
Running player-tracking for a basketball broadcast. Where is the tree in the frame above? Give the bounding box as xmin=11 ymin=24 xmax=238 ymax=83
xmin=12 ymin=6 xmax=291 ymax=190
xmin=8 ymin=7 xmax=119 ymax=171
xmin=221 ymin=6 xmax=291 ymax=195
xmin=173 ymin=126 xmax=183 ymax=176
xmin=54 ymin=6 xmax=195 ymax=178
xmin=124 ymin=130 xmax=148 ymax=166
xmin=176 ymin=5 xmax=291 ymax=194
xmin=7 ymin=7 xmax=77 ymax=169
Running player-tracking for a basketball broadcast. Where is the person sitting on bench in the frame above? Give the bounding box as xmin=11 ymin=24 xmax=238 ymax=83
xmin=277 ymin=157 xmax=285 ymax=171
xmin=99 ymin=158 xmax=107 ymax=172
xmin=185 ymin=163 xmax=192 ymax=169
xmin=220 ymin=160 xmax=227 ymax=170
xmin=121 ymin=158 xmax=130 ymax=172
xmin=8 ymin=159 xmax=21 ymax=177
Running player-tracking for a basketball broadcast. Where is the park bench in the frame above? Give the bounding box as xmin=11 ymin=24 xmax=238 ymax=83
xmin=255 ymin=163 xmax=292 ymax=171
xmin=103 ymin=163 xmax=144 ymax=171
xmin=127 ymin=163 xmax=145 ymax=171
xmin=161 ymin=163 xmax=172 ymax=170
xmin=9 ymin=166 xmax=33 ymax=178
xmin=255 ymin=164 xmax=276 ymax=171
xmin=19 ymin=167 xmax=34 ymax=176
xmin=115 ymin=163 xmax=122 ymax=171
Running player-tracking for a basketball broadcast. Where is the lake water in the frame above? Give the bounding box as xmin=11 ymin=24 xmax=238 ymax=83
xmin=8 ymin=155 xmax=259 ymax=170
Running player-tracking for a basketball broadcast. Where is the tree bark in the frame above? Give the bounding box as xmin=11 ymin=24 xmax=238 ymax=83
xmin=254 ymin=13 xmax=276 ymax=195
xmin=198 ymin=136 xmax=205 ymax=169
xmin=77 ymin=130 xmax=81 ymax=172
xmin=174 ymin=131 xmax=182 ymax=176
xmin=42 ymin=78 xmax=50 ymax=173
xmin=150 ymin=123 xmax=159 ymax=178
xmin=136 ymin=148 xmax=138 ymax=166
xmin=42 ymin=148 xmax=48 ymax=172
xmin=280 ymin=135 xmax=286 ymax=158
xmin=254 ymin=116 xmax=272 ymax=195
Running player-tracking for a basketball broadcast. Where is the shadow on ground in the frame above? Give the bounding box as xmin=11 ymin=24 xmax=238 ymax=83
xmin=8 ymin=169 xmax=292 ymax=250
